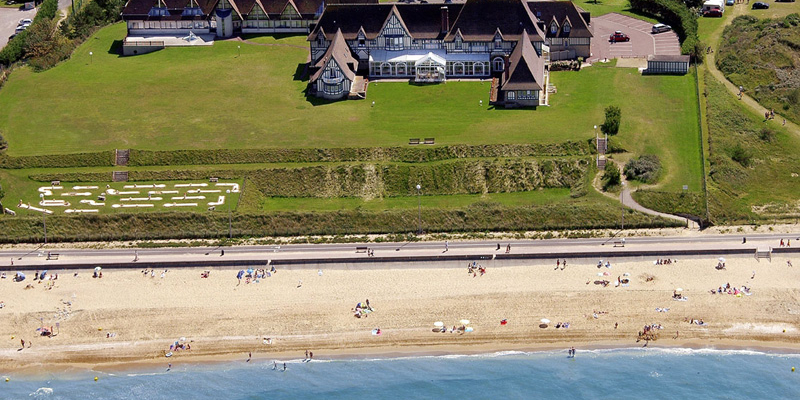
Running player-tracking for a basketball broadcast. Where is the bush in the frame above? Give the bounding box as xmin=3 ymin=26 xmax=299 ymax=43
xmin=602 ymin=161 xmax=621 ymax=191
xmin=624 ymin=155 xmax=661 ymax=183
xmin=24 ymin=18 xmax=74 ymax=72
xmin=128 ymin=142 xmax=594 ymax=166
xmin=730 ymin=144 xmax=752 ymax=167
xmin=759 ymin=127 xmax=775 ymax=142
xmin=601 ymin=106 xmax=621 ymax=136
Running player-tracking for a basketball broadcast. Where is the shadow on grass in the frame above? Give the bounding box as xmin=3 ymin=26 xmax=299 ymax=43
xmin=293 ymin=63 xmax=308 ymax=82
xmin=108 ymin=39 xmax=123 ymax=56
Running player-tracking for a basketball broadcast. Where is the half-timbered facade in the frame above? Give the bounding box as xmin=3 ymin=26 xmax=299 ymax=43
xmin=307 ymin=0 xmax=591 ymax=103
xmin=122 ymin=0 xmax=330 ymax=37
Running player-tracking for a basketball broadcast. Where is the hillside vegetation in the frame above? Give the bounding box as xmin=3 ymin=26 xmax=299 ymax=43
xmin=717 ymin=14 xmax=800 ymax=124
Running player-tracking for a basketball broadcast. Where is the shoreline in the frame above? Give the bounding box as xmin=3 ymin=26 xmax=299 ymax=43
xmin=5 ymin=339 xmax=800 ymax=378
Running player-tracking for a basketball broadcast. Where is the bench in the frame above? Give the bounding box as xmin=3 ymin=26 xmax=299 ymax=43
xmin=209 ymin=177 xmax=219 ymax=183
xmin=355 ymin=246 xmax=368 ymax=253
xmin=46 ymin=252 xmax=59 ymax=260
xmin=423 ymin=138 xmax=435 ymax=145
xmin=408 ymin=138 xmax=420 ymax=145
xmin=51 ymin=180 xmax=61 ymax=186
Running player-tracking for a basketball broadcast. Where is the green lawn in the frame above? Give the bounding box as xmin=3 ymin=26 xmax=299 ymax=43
xmin=0 ymin=22 xmax=698 ymax=165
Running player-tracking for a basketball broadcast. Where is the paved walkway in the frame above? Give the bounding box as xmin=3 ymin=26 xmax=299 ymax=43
xmin=705 ymin=5 xmax=800 ymax=137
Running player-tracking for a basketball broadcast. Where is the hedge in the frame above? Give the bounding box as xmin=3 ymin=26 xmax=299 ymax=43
xmin=629 ymin=0 xmax=701 ymax=59
xmin=0 ymin=151 xmax=115 ymax=169
xmin=0 ymin=203 xmax=681 ymax=243
xmin=128 ymin=141 xmax=594 ymax=166
xmin=30 ymin=158 xmax=591 ymax=198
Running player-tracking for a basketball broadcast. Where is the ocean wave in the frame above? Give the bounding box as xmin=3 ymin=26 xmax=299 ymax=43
xmin=29 ymin=387 xmax=53 ymax=397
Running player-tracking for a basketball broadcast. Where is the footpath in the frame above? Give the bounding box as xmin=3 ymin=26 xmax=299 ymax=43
xmin=1 ymin=234 xmax=798 ymax=271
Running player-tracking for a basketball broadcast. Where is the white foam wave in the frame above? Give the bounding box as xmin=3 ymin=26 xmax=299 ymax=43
xmin=29 ymin=387 xmax=53 ymax=397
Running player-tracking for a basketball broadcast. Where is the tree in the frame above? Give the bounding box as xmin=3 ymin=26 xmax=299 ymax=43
xmin=602 ymin=160 xmax=621 ymax=191
xmin=601 ymin=106 xmax=621 ymax=136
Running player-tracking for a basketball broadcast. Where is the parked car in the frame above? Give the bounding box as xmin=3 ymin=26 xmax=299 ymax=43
xmin=651 ymin=23 xmax=672 ymax=33
xmin=752 ymin=1 xmax=770 ymax=8
xmin=704 ymin=9 xmax=723 ymax=17
xmin=18 ymin=19 xmax=32 ymax=26
xmin=8 ymin=33 xmax=16 ymax=41
xmin=609 ymin=31 xmax=630 ymax=43
xmin=14 ymin=25 xmax=26 ymax=33
xmin=725 ymin=0 xmax=734 ymax=5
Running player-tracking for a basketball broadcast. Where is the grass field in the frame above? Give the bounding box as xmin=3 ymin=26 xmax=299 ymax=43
xmin=0 ymin=23 xmax=699 ymax=168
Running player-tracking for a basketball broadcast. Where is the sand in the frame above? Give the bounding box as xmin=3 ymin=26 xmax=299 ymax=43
xmin=1 ymin=255 xmax=799 ymax=373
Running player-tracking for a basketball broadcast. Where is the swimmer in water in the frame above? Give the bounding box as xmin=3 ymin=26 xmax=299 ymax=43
xmin=272 ymin=361 xmax=277 ymax=370
xmin=167 ymin=363 xmax=171 ymax=371
xmin=283 ymin=362 xmax=287 ymax=371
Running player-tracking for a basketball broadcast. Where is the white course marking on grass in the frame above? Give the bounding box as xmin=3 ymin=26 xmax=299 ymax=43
xmin=121 ymin=197 xmax=163 ymax=202
xmin=111 ymin=204 xmax=155 ymax=208
xmin=79 ymin=200 xmax=106 ymax=206
xmin=116 ymin=191 xmax=141 ymax=195
xmin=215 ymin=183 xmax=240 ymax=193
xmin=72 ymin=186 xmax=99 ymax=190
xmin=40 ymin=200 xmax=70 ymax=207
xmin=65 ymin=209 xmax=99 ymax=213
xmin=60 ymin=192 xmax=92 ymax=197
xmin=188 ymin=189 xmax=222 ymax=194
xmin=149 ymin=190 xmax=179 ymax=195
xmin=124 ymin=184 xmax=167 ymax=189
xmin=163 ymin=203 xmax=198 ymax=207
xmin=208 ymin=196 xmax=226 ymax=206
xmin=174 ymin=183 xmax=208 ymax=188
xmin=18 ymin=203 xmax=54 ymax=214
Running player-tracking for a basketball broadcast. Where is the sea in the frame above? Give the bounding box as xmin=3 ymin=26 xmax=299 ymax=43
xmin=4 ymin=348 xmax=800 ymax=399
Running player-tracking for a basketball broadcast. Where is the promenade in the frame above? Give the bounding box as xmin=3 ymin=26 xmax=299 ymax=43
xmin=1 ymin=232 xmax=798 ymax=271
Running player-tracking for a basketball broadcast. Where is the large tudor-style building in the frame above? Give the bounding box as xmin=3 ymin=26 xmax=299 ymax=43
xmin=121 ymin=0 xmax=592 ymax=107
xmin=306 ymin=0 xmax=592 ymax=106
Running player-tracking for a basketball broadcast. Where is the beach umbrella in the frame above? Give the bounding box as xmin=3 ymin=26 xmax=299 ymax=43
xmin=718 ymin=257 xmax=725 ymax=263
xmin=16 ymin=272 xmax=25 ymax=281
xmin=434 ymin=321 xmax=444 ymax=327
xmin=540 ymin=318 xmax=551 ymax=324
xmin=39 ymin=270 xmax=47 ymax=280
xmin=247 ymin=268 xmax=254 ymax=275
xmin=237 ymin=270 xmax=245 ymax=279
xmin=94 ymin=266 xmax=101 ymax=272
xmin=460 ymin=319 xmax=470 ymax=325
xmin=675 ymin=288 xmax=683 ymax=292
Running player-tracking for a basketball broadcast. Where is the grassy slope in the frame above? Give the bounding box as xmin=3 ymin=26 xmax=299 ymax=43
xmin=716 ymin=12 xmax=800 ymax=125
xmin=704 ymin=71 xmax=800 ymax=223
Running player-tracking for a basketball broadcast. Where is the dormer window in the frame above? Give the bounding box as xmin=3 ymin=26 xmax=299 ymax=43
xmin=563 ymin=23 xmax=570 ymax=33
xmin=358 ymin=33 xmax=365 ymax=47
xmin=317 ymin=35 xmax=325 ymax=46
xmin=550 ymin=22 xmax=558 ymax=34
xmin=455 ymin=36 xmax=462 ymax=50
xmin=494 ymin=35 xmax=502 ymax=49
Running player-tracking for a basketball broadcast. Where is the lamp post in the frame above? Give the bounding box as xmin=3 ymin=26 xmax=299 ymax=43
xmin=415 ymin=184 xmax=422 ymax=235
xmin=89 ymin=51 xmax=93 ymax=65
xmin=39 ymin=193 xmax=47 ymax=244
xmin=237 ymin=45 xmax=241 ymax=58
xmin=620 ymin=181 xmax=625 ymax=231
xmin=226 ymin=189 xmax=232 ymax=240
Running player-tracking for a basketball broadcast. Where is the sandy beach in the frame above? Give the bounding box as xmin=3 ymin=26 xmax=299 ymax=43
xmin=1 ymin=255 xmax=799 ymax=374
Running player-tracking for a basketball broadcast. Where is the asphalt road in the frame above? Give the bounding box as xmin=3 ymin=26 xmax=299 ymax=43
xmin=589 ymin=13 xmax=681 ymax=62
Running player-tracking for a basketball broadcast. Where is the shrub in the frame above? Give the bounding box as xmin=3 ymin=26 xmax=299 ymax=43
xmin=624 ymin=155 xmax=661 ymax=183
xmin=730 ymin=144 xmax=752 ymax=167
xmin=758 ymin=127 xmax=775 ymax=142
xmin=602 ymin=161 xmax=621 ymax=191
xmin=601 ymin=106 xmax=621 ymax=136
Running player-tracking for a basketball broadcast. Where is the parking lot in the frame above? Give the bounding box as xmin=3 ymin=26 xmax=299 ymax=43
xmin=0 ymin=6 xmax=37 ymax=49
xmin=589 ymin=13 xmax=681 ymax=62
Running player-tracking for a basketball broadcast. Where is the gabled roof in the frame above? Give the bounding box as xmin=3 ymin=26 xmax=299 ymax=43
xmin=526 ymin=0 xmax=592 ymax=38
xmin=259 ymin=0 xmax=321 ymax=15
xmin=234 ymin=0 xmax=258 ymax=14
xmin=501 ymin=30 xmax=544 ymax=92
xmin=310 ymin=29 xmax=357 ymax=83
xmin=445 ymin=0 xmax=544 ymax=42
xmin=309 ymin=3 xmax=464 ymax=41
xmin=380 ymin=5 xmax=412 ymax=38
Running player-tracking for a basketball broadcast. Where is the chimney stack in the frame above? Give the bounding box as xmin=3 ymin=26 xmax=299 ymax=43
xmin=441 ymin=6 xmax=449 ymax=34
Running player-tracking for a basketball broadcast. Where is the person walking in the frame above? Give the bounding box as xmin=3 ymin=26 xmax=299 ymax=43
xmin=444 ymin=241 xmax=449 ymax=253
